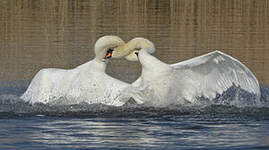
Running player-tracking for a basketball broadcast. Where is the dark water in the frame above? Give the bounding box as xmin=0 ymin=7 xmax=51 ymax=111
xmin=1 ymin=1 xmax=268 ymax=149
xmin=0 ymin=86 xmax=269 ymax=149
xmin=1 ymin=113 xmax=269 ymax=150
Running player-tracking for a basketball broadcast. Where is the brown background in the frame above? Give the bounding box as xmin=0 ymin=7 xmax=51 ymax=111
xmin=0 ymin=0 xmax=268 ymax=86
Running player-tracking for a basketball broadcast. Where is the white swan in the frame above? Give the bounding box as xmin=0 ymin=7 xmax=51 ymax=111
xmin=118 ymin=38 xmax=261 ymax=106
xmin=21 ymin=35 xmax=131 ymax=106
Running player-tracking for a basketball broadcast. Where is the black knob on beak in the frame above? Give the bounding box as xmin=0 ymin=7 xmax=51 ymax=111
xmin=135 ymin=52 xmax=139 ymax=56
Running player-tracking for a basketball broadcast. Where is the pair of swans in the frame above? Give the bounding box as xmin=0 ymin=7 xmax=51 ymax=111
xmin=21 ymin=35 xmax=261 ymax=106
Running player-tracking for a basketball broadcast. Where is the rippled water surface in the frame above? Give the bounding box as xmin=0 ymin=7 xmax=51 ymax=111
xmin=1 ymin=112 xmax=269 ymax=150
xmin=1 ymin=1 xmax=269 ymax=149
xmin=1 ymin=86 xmax=269 ymax=150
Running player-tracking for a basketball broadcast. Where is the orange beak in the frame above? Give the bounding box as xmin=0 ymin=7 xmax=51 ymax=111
xmin=105 ymin=52 xmax=112 ymax=59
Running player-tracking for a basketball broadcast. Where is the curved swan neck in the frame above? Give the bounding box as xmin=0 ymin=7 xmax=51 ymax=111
xmin=139 ymin=50 xmax=171 ymax=77
xmin=77 ymin=58 xmax=106 ymax=73
xmin=92 ymin=58 xmax=107 ymax=72
xmin=94 ymin=48 xmax=106 ymax=61
xmin=94 ymin=35 xmax=125 ymax=61
xmin=123 ymin=41 xmax=138 ymax=53
xmin=126 ymin=38 xmax=155 ymax=54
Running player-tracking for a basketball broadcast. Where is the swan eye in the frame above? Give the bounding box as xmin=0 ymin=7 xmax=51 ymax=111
xmin=108 ymin=48 xmax=114 ymax=52
xmin=104 ymin=48 xmax=114 ymax=59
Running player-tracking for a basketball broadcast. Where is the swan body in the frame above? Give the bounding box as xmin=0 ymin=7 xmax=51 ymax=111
xmin=120 ymin=38 xmax=261 ymax=106
xmin=21 ymin=36 xmax=130 ymax=106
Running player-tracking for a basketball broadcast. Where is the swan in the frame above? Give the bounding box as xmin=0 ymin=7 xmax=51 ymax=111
xmin=117 ymin=38 xmax=261 ymax=106
xmin=21 ymin=35 xmax=131 ymax=106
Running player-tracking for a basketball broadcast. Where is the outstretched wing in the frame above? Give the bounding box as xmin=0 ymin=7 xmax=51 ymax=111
xmin=171 ymin=51 xmax=261 ymax=100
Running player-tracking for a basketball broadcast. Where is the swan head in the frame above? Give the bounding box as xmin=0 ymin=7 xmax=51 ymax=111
xmin=112 ymin=37 xmax=155 ymax=61
xmin=94 ymin=35 xmax=125 ymax=62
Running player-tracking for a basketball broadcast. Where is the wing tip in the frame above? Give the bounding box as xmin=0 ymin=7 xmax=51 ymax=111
xmin=214 ymin=51 xmax=261 ymax=96
xmin=208 ymin=50 xmax=261 ymax=98
xmin=212 ymin=50 xmax=227 ymax=55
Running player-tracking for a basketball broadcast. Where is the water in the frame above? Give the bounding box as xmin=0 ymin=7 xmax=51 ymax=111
xmin=1 ymin=113 xmax=269 ymax=150
xmin=1 ymin=1 xmax=268 ymax=149
xmin=0 ymin=86 xmax=269 ymax=149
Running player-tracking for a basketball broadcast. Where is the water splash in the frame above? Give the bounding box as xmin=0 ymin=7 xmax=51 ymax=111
xmin=0 ymin=85 xmax=268 ymax=119
xmin=121 ymin=85 xmax=267 ymax=108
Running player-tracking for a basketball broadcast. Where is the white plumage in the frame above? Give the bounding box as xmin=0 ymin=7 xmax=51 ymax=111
xmin=120 ymin=38 xmax=261 ymax=106
xmin=21 ymin=36 xmax=130 ymax=106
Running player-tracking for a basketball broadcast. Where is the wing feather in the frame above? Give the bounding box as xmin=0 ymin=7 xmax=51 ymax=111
xmin=171 ymin=51 xmax=261 ymax=100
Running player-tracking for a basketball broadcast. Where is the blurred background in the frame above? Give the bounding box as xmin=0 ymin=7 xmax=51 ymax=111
xmin=0 ymin=0 xmax=268 ymax=89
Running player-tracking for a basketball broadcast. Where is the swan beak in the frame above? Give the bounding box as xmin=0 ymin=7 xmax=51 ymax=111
xmin=105 ymin=52 xmax=112 ymax=59
xmin=104 ymin=49 xmax=113 ymax=59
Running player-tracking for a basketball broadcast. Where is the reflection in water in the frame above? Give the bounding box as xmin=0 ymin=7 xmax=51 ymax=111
xmin=1 ymin=116 xmax=268 ymax=149
xmin=260 ymin=136 xmax=269 ymax=146
xmin=35 ymin=119 xmax=160 ymax=148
